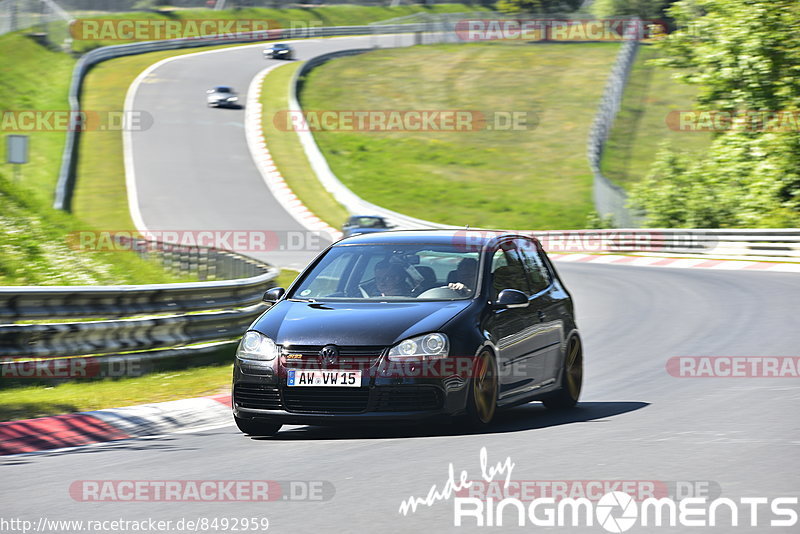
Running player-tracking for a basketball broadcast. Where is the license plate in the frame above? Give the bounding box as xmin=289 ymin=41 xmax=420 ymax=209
xmin=287 ymin=370 xmax=361 ymax=387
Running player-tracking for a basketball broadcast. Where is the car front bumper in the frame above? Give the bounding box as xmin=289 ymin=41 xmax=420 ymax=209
xmin=232 ymin=362 xmax=469 ymax=424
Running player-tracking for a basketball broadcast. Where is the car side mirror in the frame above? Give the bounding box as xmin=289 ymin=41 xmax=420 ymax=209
xmin=263 ymin=287 xmax=285 ymax=303
xmin=493 ymin=289 xmax=529 ymax=309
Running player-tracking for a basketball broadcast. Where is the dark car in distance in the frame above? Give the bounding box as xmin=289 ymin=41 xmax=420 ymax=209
xmin=341 ymin=215 xmax=394 ymax=237
xmin=263 ymin=43 xmax=294 ymax=60
xmin=232 ymin=230 xmax=583 ymax=437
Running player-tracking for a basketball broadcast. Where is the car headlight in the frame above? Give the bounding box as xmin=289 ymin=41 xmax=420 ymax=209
xmin=388 ymin=333 xmax=448 ymax=361
xmin=236 ymin=331 xmax=279 ymax=361
xmin=227 ymin=96 xmax=238 ymax=101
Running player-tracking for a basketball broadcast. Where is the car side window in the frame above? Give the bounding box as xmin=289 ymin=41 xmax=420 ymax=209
xmin=490 ymin=242 xmax=531 ymax=297
xmin=517 ymin=239 xmax=552 ymax=294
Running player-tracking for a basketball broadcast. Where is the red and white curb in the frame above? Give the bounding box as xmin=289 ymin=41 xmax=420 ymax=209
xmin=0 ymin=393 xmax=231 ymax=456
xmin=245 ymin=64 xmax=343 ymax=241
xmin=549 ymin=253 xmax=800 ymax=273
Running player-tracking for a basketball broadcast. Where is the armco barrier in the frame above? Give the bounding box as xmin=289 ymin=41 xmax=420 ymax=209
xmin=0 ymin=238 xmax=278 ymax=366
xmin=529 ymin=228 xmax=800 ymax=261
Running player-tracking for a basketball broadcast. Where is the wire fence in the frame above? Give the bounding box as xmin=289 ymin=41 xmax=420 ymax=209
xmin=0 ymin=0 xmax=73 ymax=47
xmin=586 ymin=20 xmax=642 ymax=227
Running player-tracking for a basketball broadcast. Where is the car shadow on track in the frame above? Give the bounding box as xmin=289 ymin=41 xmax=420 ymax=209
xmin=252 ymin=401 xmax=649 ymax=442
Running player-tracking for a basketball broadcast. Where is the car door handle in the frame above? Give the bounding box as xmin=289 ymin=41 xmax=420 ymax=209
xmin=537 ymin=310 xmax=546 ymax=322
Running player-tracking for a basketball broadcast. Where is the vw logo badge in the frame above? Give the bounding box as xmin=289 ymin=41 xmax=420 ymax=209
xmin=319 ymin=345 xmax=339 ymax=367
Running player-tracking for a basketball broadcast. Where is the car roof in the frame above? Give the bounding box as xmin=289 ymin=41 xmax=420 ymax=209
xmin=272 ymin=43 xmax=289 ymax=47
xmin=335 ymin=229 xmax=536 ymax=247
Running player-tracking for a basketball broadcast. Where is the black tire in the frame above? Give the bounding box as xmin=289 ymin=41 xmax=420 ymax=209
xmin=234 ymin=416 xmax=281 ymax=436
xmin=543 ymin=336 xmax=583 ymax=409
xmin=464 ymin=350 xmax=498 ymax=426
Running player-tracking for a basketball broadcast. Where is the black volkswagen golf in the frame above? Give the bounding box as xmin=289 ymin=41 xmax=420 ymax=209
xmin=232 ymin=230 xmax=582 ymax=436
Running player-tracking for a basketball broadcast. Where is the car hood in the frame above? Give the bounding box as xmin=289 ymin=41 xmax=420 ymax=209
xmin=251 ymin=299 xmax=471 ymax=347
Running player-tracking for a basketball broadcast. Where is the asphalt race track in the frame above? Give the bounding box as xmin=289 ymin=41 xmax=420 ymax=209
xmin=3 ymin=36 xmax=799 ymax=533
xmin=3 ymin=263 xmax=799 ymax=532
xmin=128 ymin=34 xmax=416 ymax=270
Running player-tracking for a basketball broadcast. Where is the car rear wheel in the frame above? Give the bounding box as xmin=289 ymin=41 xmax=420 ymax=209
xmin=543 ymin=336 xmax=582 ymax=409
xmin=465 ymin=350 xmax=498 ymax=426
xmin=234 ymin=416 xmax=281 ymax=436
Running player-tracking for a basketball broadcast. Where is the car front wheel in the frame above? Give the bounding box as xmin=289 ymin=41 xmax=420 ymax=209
xmin=234 ymin=416 xmax=282 ymax=436
xmin=543 ymin=336 xmax=582 ymax=409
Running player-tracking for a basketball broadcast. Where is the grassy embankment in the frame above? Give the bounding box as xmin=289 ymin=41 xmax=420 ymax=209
xmin=298 ymin=42 xmax=621 ymax=230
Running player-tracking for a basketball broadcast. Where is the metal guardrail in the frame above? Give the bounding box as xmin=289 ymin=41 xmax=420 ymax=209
xmin=0 ymin=238 xmax=278 ymax=366
xmin=0 ymin=305 xmax=264 ymax=359
xmin=528 ymin=229 xmax=800 ymax=259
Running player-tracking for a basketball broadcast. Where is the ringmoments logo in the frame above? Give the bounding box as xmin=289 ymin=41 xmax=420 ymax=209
xmin=398 ymin=448 xmax=799 ymax=530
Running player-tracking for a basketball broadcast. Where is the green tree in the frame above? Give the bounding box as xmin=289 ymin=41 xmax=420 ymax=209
xmin=629 ymin=0 xmax=800 ymax=227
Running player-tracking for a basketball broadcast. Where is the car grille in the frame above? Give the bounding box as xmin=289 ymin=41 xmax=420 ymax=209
xmin=282 ymin=387 xmax=370 ymax=414
xmin=372 ymin=386 xmax=443 ymax=412
xmin=234 ymin=384 xmax=281 ymax=410
xmin=282 ymin=345 xmax=385 ymax=370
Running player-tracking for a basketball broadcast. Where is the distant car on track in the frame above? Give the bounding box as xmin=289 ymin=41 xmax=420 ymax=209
xmin=231 ymin=230 xmax=583 ymax=437
xmin=342 ymin=215 xmax=394 ymax=237
xmin=206 ymin=86 xmax=239 ymax=108
xmin=263 ymin=43 xmax=294 ymax=60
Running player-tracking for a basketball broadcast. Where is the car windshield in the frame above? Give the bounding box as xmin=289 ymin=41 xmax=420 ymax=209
xmin=289 ymin=243 xmax=480 ymax=301
xmin=351 ymin=217 xmax=387 ymax=228
xmin=216 ymin=87 xmax=232 ymax=93
xmin=273 ymin=44 xmax=288 ymax=49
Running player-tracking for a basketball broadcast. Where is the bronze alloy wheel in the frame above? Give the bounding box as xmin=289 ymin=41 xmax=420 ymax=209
xmin=468 ymin=350 xmax=498 ymax=425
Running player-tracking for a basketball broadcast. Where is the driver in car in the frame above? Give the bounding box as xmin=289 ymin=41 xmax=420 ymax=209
xmin=373 ymin=261 xmax=412 ymax=297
